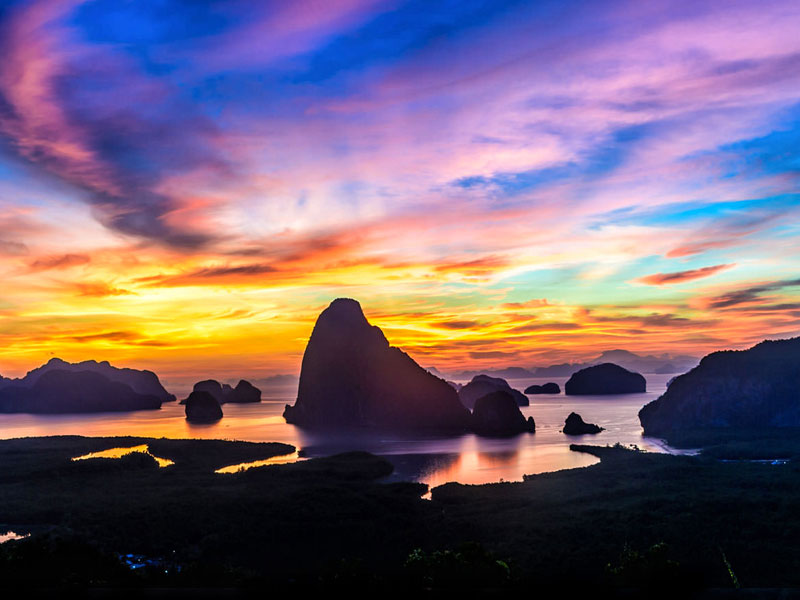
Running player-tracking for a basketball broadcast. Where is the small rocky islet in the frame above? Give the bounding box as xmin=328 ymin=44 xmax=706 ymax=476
xmin=524 ymin=382 xmax=560 ymax=394
xmin=562 ymin=412 xmax=604 ymax=435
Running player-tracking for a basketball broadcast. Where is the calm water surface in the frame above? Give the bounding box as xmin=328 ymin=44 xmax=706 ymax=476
xmin=0 ymin=374 xmax=688 ymax=487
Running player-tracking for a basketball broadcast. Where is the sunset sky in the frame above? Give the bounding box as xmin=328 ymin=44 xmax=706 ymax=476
xmin=1 ymin=0 xmax=799 ymax=383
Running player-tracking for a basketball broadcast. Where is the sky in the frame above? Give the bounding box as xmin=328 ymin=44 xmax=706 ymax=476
xmin=0 ymin=0 xmax=799 ymax=383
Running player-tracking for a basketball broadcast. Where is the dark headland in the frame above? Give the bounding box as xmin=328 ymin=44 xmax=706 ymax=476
xmin=640 ymin=337 xmax=800 ymax=443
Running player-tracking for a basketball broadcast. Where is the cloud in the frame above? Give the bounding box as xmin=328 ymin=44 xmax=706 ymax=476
xmin=433 ymin=256 xmax=510 ymax=277
xmin=74 ymin=281 xmax=133 ymax=297
xmin=501 ymin=299 xmax=549 ymax=309
xmin=0 ymin=239 xmax=28 ymax=256
xmin=469 ymin=350 xmax=517 ymax=359
xmin=666 ymin=240 xmax=741 ymax=258
xmin=145 ymin=262 xmax=279 ymax=286
xmin=703 ymin=278 xmax=800 ymax=309
xmin=434 ymin=320 xmax=480 ymax=330
xmin=587 ymin=311 xmax=717 ymax=329
xmin=28 ymin=253 xmax=90 ymax=271
xmin=3 ymin=0 xmax=800 ymax=375
xmin=508 ymin=322 xmax=581 ymax=333
xmin=182 ymin=264 xmax=278 ymax=278
xmin=665 ymin=206 xmax=792 ymax=258
xmin=0 ymin=1 xmax=225 ymax=248
xmin=67 ymin=330 xmax=168 ymax=346
xmin=635 ymin=264 xmax=734 ymax=285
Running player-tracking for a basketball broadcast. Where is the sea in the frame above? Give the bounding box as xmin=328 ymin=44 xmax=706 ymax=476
xmin=0 ymin=373 xmax=691 ymax=488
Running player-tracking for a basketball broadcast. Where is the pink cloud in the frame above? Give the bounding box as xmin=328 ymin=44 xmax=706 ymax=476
xmin=636 ymin=264 xmax=734 ymax=285
xmin=0 ymin=0 xmax=120 ymax=197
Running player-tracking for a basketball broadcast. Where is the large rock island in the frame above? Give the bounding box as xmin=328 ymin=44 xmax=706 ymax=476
xmin=0 ymin=370 xmax=162 ymax=413
xmin=639 ymin=337 xmax=800 ymax=437
xmin=283 ymin=298 xmax=472 ymax=431
xmin=0 ymin=357 xmax=174 ymax=402
xmin=564 ymin=363 xmax=646 ymax=395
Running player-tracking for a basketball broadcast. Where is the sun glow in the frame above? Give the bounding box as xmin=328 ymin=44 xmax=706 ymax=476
xmin=0 ymin=0 xmax=798 ymax=381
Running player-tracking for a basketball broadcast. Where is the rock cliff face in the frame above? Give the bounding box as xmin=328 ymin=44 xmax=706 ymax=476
xmin=283 ymin=298 xmax=471 ymax=431
xmin=0 ymin=370 xmax=162 ymax=413
xmin=471 ymin=391 xmax=535 ymax=436
xmin=639 ymin=338 xmax=800 ymax=437
xmin=564 ymin=363 xmax=646 ymax=395
xmin=185 ymin=390 xmax=223 ymax=423
xmin=458 ymin=375 xmax=529 ymax=408
xmin=0 ymin=357 xmax=174 ymax=402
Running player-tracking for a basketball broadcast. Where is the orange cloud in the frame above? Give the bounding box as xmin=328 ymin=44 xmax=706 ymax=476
xmin=67 ymin=330 xmax=168 ymax=346
xmin=74 ymin=281 xmax=133 ymax=297
xmin=29 ymin=253 xmax=90 ymax=271
xmin=666 ymin=240 xmax=739 ymax=258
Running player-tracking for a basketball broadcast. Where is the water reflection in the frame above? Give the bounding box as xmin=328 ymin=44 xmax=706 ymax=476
xmin=0 ymin=531 xmax=29 ymax=544
xmin=215 ymin=450 xmax=303 ymax=473
xmin=294 ymin=428 xmax=601 ymax=487
xmin=72 ymin=444 xmax=175 ymax=467
xmin=0 ymin=374 xmax=686 ymax=487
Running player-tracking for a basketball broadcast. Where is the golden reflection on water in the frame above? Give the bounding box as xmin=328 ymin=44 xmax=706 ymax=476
xmin=1 ymin=376 xmax=680 ymax=488
xmin=71 ymin=444 xmax=175 ymax=467
xmin=214 ymin=450 xmax=302 ymax=474
xmin=0 ymin=531 xmax=29 ymax=544
xmin=418 ymin=443 xmax=600 ymax=491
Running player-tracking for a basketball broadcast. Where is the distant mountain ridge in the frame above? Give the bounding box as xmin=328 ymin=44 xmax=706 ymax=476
xmin=441 ymin=349 xmax=698 ymax=380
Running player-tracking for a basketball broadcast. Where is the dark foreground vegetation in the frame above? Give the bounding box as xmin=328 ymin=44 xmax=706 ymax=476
xmin=1 ymin=436 xmax=799 ymax=596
